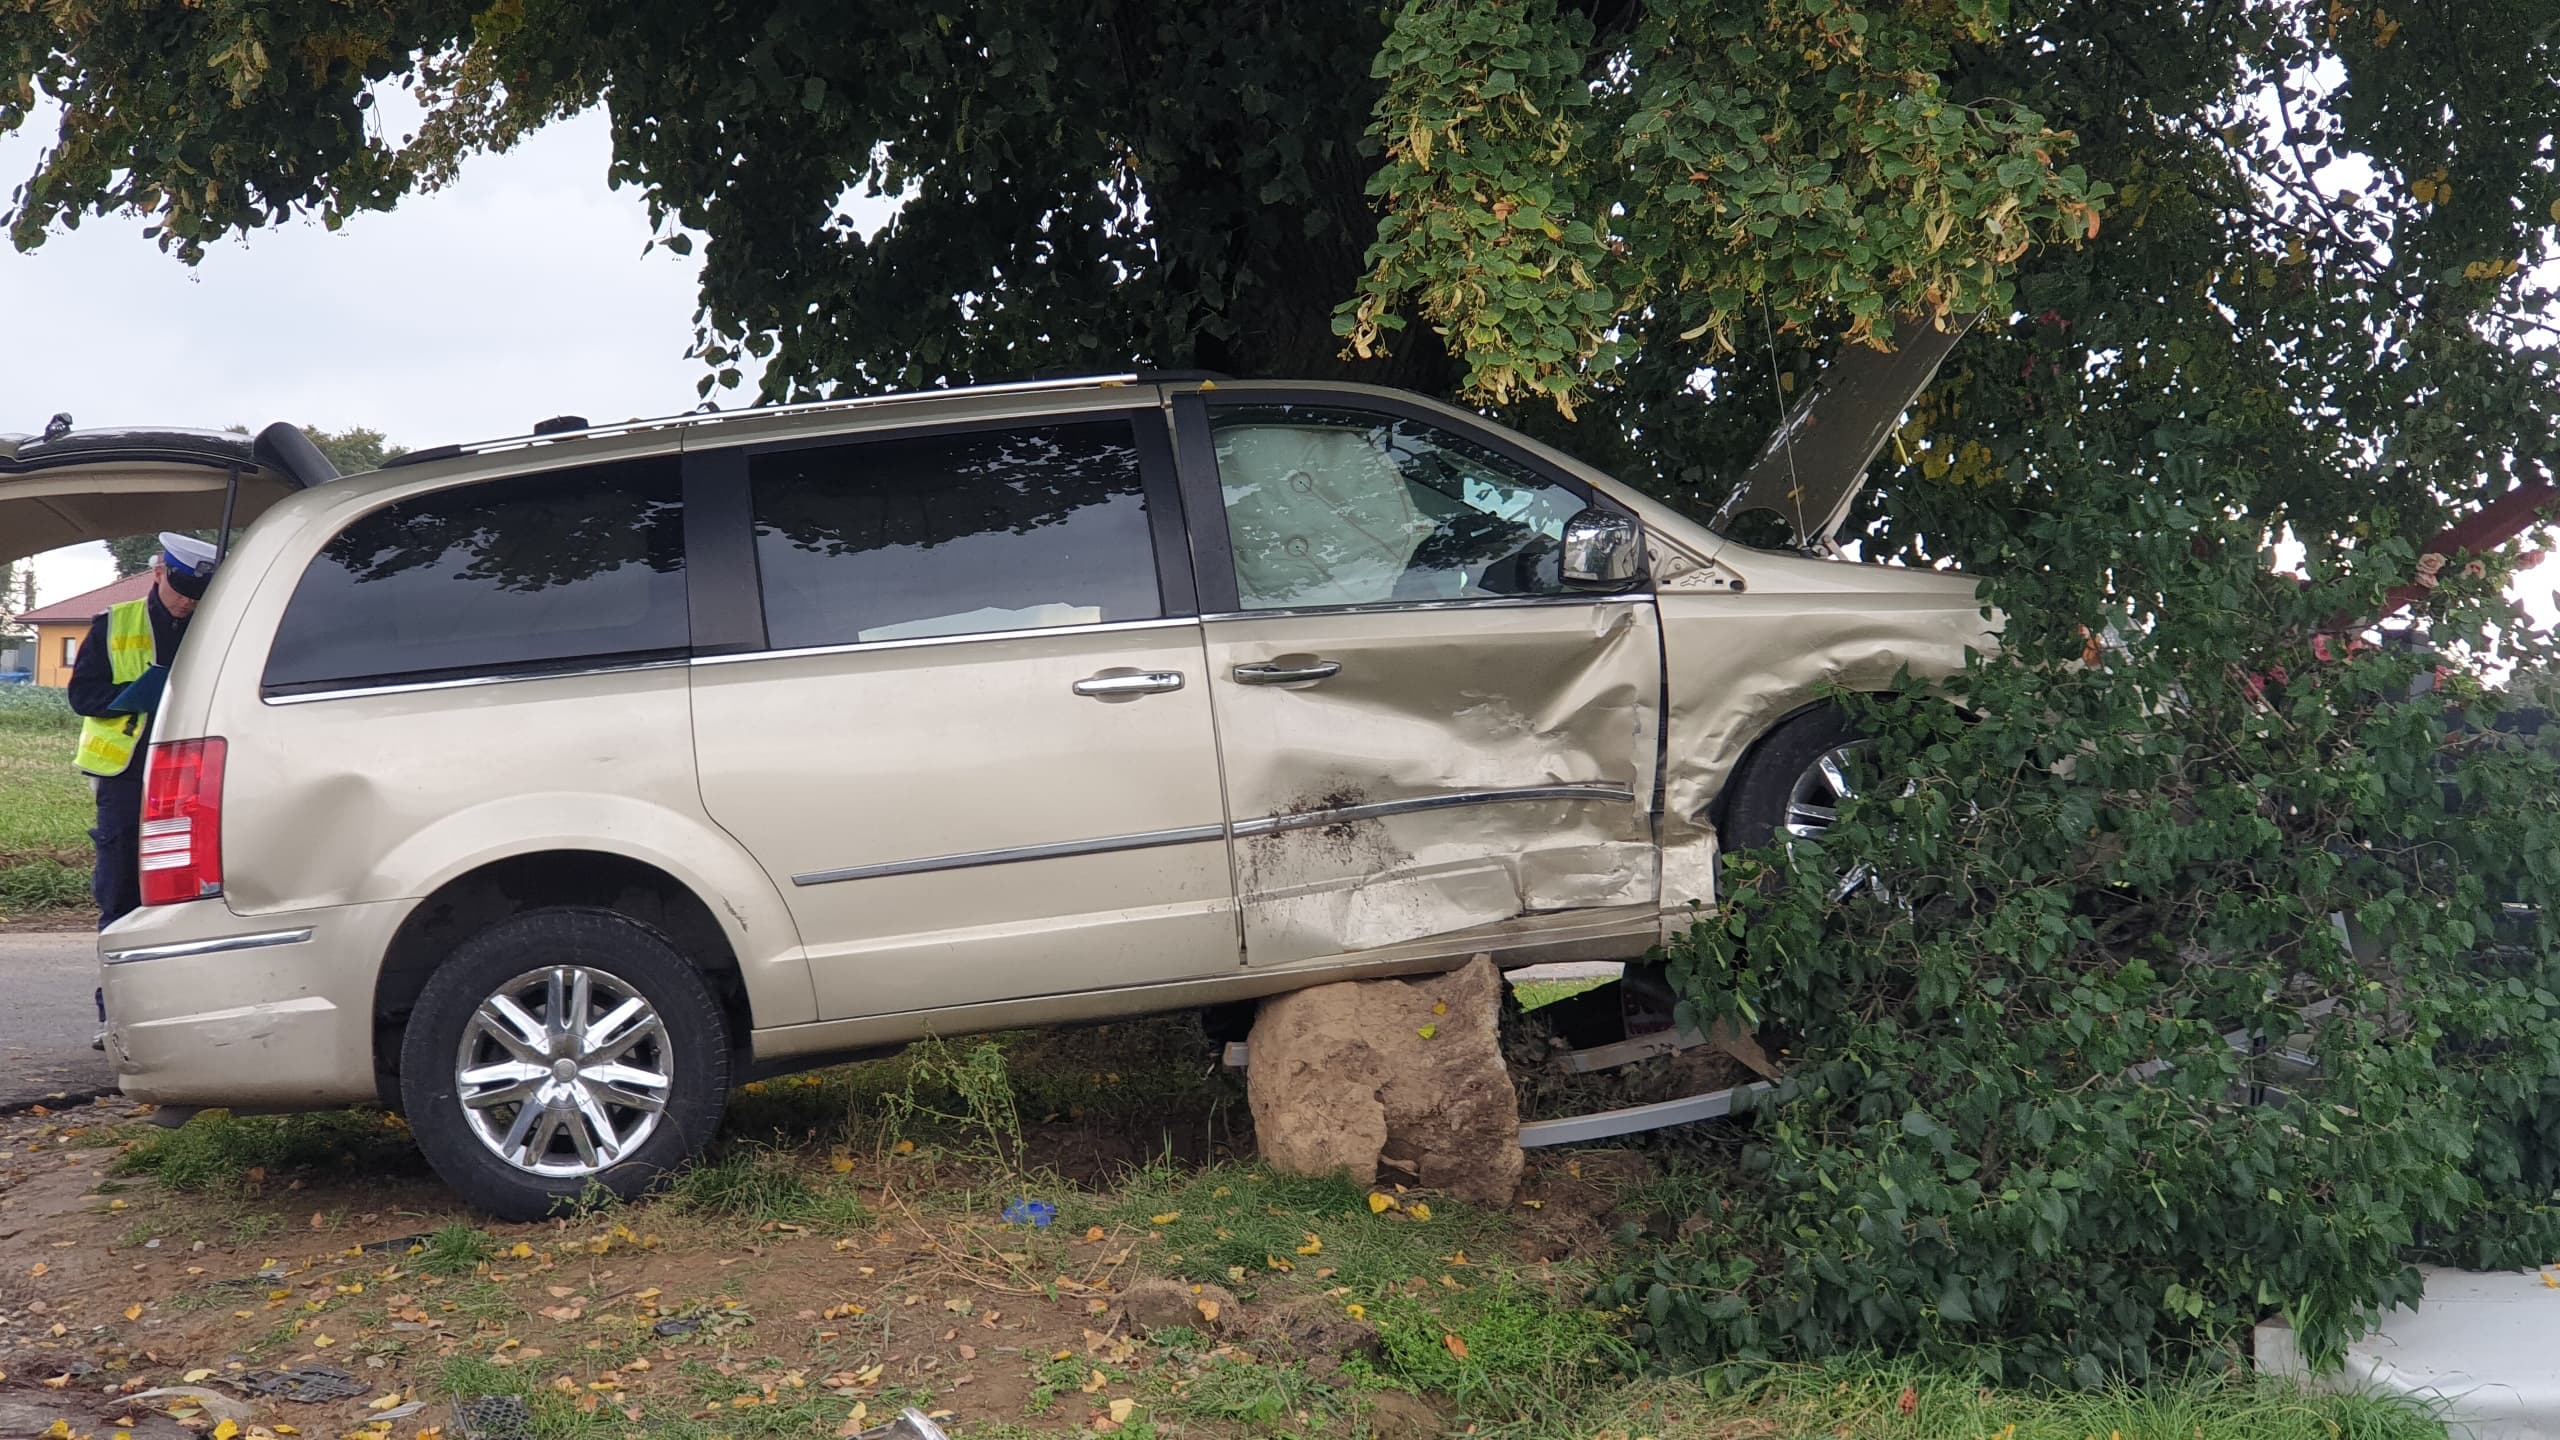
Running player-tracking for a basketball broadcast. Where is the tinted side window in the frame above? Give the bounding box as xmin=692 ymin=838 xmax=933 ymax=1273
xmin=263 ymin=457 xmax=687 ymax=693
xmin=750 ymin=420 xmax=1162 ymax=649
xmin=1207 ymin=405 xmax=1587 ymax=610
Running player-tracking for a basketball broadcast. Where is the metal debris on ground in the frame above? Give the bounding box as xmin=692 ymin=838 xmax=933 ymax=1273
xmin=851 ymin=1408 xmax=953 ymax=1440
xmin=239 ymin=1365 xmax=367 ymax=1402
xmin=455 ymin=1395 xmax=536 ymax=1440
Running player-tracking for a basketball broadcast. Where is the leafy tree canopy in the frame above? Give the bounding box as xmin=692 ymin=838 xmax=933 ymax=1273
xmin=11 ymin=0 xmax=2560 ymax=1381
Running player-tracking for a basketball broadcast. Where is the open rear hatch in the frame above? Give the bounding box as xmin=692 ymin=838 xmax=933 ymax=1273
xmin=0 ymin=421 xmax=342 ymax=569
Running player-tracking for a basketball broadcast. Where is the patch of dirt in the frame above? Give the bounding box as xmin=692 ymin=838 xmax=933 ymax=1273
xmin=1016 ymin=1100 xmax=1252 ymax=1189
xmin=0 ymin=907 xmax=93 ymax=934
xmin=1510 ymin=1149 xmax=1662 ymax=1264
xmin=0 ymin=1100 xmax=1289 ymax=1439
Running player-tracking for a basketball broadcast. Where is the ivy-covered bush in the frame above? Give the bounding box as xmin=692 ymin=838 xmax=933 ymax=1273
xmin=1616 ymin=498 xmax=2560 ymax=1382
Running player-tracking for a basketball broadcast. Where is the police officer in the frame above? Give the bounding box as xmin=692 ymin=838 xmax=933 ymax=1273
xmin=66 ymin=533 xmax=217 ymax=930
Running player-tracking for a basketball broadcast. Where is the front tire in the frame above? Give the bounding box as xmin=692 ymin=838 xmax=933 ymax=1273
xmin=1722 ymin=703 xmax=1871 ymax=852
xmin=400 ymin=908 xmax=731 ymax=1221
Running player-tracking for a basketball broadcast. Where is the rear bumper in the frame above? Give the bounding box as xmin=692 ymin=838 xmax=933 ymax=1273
xmin=100 ymin=898 xmax=406 ymax=1108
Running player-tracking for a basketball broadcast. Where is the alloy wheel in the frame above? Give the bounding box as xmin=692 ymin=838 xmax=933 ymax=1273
xmin=454 ymin=965 xmax=673 ymax=1178
xmin=1784 ymin=741 xmax=1881 ymax=898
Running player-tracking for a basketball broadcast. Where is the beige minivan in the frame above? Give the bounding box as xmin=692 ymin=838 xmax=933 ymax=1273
xmin=2 ymin=357 xmax=1991 ymax=1218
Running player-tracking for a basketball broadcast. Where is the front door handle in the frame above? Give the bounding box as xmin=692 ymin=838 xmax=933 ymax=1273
xmin=1232 ymin=659 xmax=1342 ymax=686
xmin=1072 ymin=669 xmax=1185 ymax=700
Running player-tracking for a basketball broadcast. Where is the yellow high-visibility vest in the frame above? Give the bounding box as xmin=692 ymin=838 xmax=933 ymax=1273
xmin=73 ymin=600 xmax=156 ymax=778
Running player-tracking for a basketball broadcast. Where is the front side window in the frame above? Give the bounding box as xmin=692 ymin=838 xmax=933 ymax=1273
xmin=263 ymin=457 xmax=687 ymax=693
xmin=749 ymin=419 xmax=1162 ymax=649
xmin=1207 ymin=405 xmax=1588 ymax=610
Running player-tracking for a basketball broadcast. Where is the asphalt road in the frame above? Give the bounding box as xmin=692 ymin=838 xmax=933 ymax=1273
xmin=0 ymin=932 xmax=113 ymax=1110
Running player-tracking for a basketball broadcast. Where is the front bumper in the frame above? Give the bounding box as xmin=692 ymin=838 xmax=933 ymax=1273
xmin=100 ymin=897 xmax=408 ymax=1108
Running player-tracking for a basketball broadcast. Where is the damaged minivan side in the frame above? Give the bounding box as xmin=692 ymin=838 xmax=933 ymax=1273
xmin=2 ymin=354 xmax=1994 ymax=1219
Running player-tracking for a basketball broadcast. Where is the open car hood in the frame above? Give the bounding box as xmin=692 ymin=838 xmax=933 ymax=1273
xmin=0 ymin=422 xmax=341 ymax=570
xmin=1716 ymin=313 xmax=1976 ymax=550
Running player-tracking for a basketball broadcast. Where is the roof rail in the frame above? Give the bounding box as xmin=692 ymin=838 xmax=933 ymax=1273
xmin=382 ymin=373 xmax=1147 ymax=469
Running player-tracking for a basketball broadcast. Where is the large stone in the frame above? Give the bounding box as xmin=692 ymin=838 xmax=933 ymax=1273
xmin=1245 ymin=955 xmax=1522 ymax=1206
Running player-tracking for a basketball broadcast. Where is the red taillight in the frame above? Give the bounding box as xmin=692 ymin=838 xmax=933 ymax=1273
xmin=140 ymin=737 xmax=225 ymax=906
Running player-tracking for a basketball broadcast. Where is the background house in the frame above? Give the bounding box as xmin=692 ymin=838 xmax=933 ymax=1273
xmin=15 ymin=573 xmax=153 ymax=688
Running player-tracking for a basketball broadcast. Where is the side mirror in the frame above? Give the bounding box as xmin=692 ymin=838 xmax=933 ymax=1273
xmin=1561 ymin=507 xmax=1643 ymax=589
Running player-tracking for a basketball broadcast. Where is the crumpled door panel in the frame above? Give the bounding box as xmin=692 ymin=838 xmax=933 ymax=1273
xmin=1203 ymin=598 xmax=1663 ymax=965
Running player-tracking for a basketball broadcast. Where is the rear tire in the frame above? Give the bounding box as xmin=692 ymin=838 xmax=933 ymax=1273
xmin=400 ymin=908 xmax=730 ymax=1222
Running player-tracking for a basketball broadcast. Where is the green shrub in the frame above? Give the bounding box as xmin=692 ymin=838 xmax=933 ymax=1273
xmin=1620 ymin=492 xmax=2560 ymax=1382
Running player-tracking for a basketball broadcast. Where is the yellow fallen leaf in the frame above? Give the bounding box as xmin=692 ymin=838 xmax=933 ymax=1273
xmin=215 ymin=1422 xmax=241 ymax=1440
xmin=508 ymin=1243 xmax=532 ymax=1260
xmin=125 ymin=1304 xmax=144 ymax=1321
xmin=1443 ymin=1332 xmax=1470 ymax=1360
xmin=368 ymin=1394 xmax=406 ymax=1412
xmin=29 ymin=1263 xmax=45 ymax=1277
xmin=1197 ymin=1299 xmax=1220 ymax=1323
xmin=1368 ymin=1192 xmax=1397 ymax=1214
xmin=2545 ymin=1271 xmax=2558 ymax=1289
xmin=1448 ymin=1250 xmax=1470 ymax=1265
xmin=1080 ymin=1369 xmax=1108 ymax=1395
xmin=313 ymin=1334 xmax=335 ymax=1348
xmin=1432 ymin=1000 xmax=1448 ymax=1016
xmin=1084 ymin=1226 xmax=1106 ymax=1242
xmin=1296 ymin=1233 xmax=1323 ymax=1255
xmin=109 ymin=1198 xmax=128 ymax=1210
xmin=1266 ymin=1255 xmax=1294 ymax=1271
xmin=829 ymin=1156 xmax=853 ymax=1173
xmin=274 ymin=1428 xmax=299 ymax=1436
xmin=892 ymin=1139 xmax=916 ymax=1155
xmin=834 ymin=1402 xmax=870 ymax=1437
xmin=1417 ymin=1024 xmax=1438 ymax=1040
xmin=1345 ymin=1303 xmax=1367 ymax=1320
xmin=1409 ymin=1202 xmax=1433 ymax=1222
xmin=1149 ymin=1212 xmax=1180 ymax=1225
xmin=184 ymin=1369 xmax=216 ymax=1383
xmin=1109 ymin=1399 xmax=1137 ymax=1423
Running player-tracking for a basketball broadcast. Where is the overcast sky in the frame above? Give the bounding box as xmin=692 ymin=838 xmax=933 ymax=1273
xmin=2 ymin=102 xmax=2551 ymax=633
xmin=1 ymin=106 xmax=757 ymax=605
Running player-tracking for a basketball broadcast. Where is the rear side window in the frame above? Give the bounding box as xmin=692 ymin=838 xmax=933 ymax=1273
xmin=263 ymin=457 xmax=687 ymax=694
xmin=750 ymin=419 xmax=1162 ymax=649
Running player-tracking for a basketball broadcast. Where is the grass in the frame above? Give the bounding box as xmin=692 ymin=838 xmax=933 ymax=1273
xmin=74 ymin=987 xmax=2452 ymax=1440
xmin=1581 ymin=1358 xmax=2446 ymax=1440
xmin=1089 ymin=1161 xmax=1635 ymax=1433
xmin=660 ymin=1146 xmax=872 ymax=1229
xmin=0 ymin=686 xmax=93 ymax=908
xmin=112 ymin=1108 xmax=422 ymax=1194
xmin=1511 ymin=974 xmax=1614 ymax=1010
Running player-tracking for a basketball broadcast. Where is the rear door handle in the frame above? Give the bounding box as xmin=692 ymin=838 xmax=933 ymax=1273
xmin=1072 ymin=670 xmax=1185 ymax=700
xmin=1232 ymin=660 xmax=1342 ymax=686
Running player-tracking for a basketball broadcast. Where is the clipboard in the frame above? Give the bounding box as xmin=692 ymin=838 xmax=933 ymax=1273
xmin=110 ymin=664 xmax=169 ymax=715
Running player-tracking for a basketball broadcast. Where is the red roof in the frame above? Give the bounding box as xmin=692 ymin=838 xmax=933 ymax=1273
xmin=14 ymin=572 xmax=155 ymax=626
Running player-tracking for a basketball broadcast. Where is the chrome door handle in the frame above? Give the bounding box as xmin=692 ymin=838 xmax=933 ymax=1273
xmin=1072 ymin=670 xmax=1185 ymax=699
xmin=1232 ymin=660 xmax=1342 ymax=685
